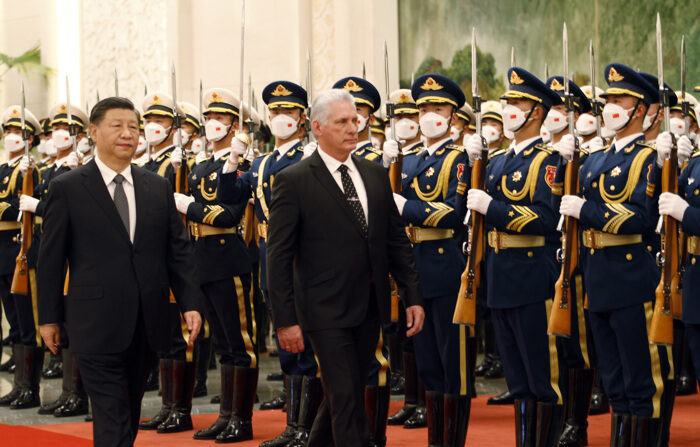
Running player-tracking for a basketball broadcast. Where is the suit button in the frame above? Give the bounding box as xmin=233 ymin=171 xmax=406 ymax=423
xmin=626 ymin=253 xmax=633 ymax=261
xmin=496 ymin=186 xmax=501 ymax=191
xmin=220 ymin=239 xmax=226 ymax=245
xmin=438 ymin=247 xmax=444 ymax=254
xmin=590 ymin=249 xmax=595 ymax=255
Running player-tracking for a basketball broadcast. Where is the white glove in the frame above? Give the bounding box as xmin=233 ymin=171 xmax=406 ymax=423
xmin=303 ymin=141 xmax=317 ymax=158
xmin=678 ymin=135 xmax=694 ymax=164
xmin=231 ymin=134 xmax=248 ymax=158
xmin=555 ymin=134 xmax=577 ymax=162
xmin=173 ymin=193 xmax=195 ymax=215
xmin=382 ymin=140 xmax=401 ymax=168
xmin=560 ymin=195 xmax=586 ymax=219
xmin=465 ymin=133 xmax=486 ymax=165
xmin=588 ymin=136 xmax=605 ymax=152
xmin=171 ymin=148 xmax=184 ymax=169
xmin=393 ymin=193 xmax=407 ymax=215
xmin=66 ymin=151 xmax=79 ymax=169
xmin=19 ymin=155 xmax=31 ymax=176
xmin=466 ymin=189 xmax=492 ymax=215
xmin=195 ymin=151 xmax=208 ymax=165
xmin=655 ymin=131 xmax=674 ymax=167
xmin=244 ymin=146 xmax=255 ymax=163
xmin=19 ymin=195 xmax=39 ymax=213
xmin=658 ymin=192 xmax=689 ymax=222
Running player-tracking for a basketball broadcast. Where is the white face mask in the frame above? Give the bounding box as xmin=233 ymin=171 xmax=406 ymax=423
xmin=356 ymin=114 xmax=368 ymax=134
xmin=179 ymin=129 xmax=191 ymax=146
xmin=52 ymin=129 xmax=74 ymax=150
xmin=544 ymin=109 xmax=568 ymax=134
xmin=601 ymin=125 xmax=616 ymax=139
xmin=480 ymin=125 xmax=501 ymax=145
xmin=45 ymin=138 xmax=57 ymax=156
xmin=502 ymin=104 xmax=530 ymax=133
xmin=144 ymin=122 xmax=170 ymax=145
xmin=419 ymin=112 xmax=450 ymax=139
xmin=135 ymin=136 xmax=148 ymax=155
xmin=669 ymin=117 xmax=687 ymax=137
xmin=37 ymin=139 xmax=47 ymax=154
xmin=602 ymin=103 xmax=635 ymax=132
xmin=77 ymin=137 xmax=91 ymax=154
xmin=3 ymin=133 xmax=24 ymax=153
xmin=191 ymin=137 xmax=204 ymax=154
xmin=540 ymin=125 xmax=552 ymax=143
xmin=576 ymin=113 xmax=598 ymax=136
xmin=449 ymin=125 xmax=462 ymax=141
xmin=205 ymin=119 xmax=230 ymax=142
xmin=643 ymin=112 xmax=658 ymax=132
xmin=270 ymin=114 xmax=299 ymax=139
xmin=395 ymin=117 xmax=420 ymax=140
xmin=504 ymin=128 xmax=514 ymax=140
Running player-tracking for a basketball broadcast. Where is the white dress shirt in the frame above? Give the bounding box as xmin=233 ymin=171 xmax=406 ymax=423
xmin=275 ymin=140 xmax=298 ymax=162
xmin=317 ymin=146 xmax=369 ymax=221
xmin=425 ymin=136 xmax=452 ymax=156
xmin=611 ymin=133 xmax=644 ymax=153
xmin=511 ymin=136 xmax=540 ymax=155
xmin=94 ymin=154 xmax=136 ymax=242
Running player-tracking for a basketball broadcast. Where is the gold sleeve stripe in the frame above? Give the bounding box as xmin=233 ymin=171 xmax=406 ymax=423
xmin=203 ymin=205 xmax=225 ymax=225
xmin=0 ymin=202 xmax=11 ymax=218
xmin=506 ymin=205 xmax=539 ymax=232
xmin=601 ymin=203 xmax=635 ymax=233
xmin=423 ymin=207 xmax=453 ymax=227
xmin=646 ymin=182 xmax=655 ymax=197
xmin=157 ymin=158 xmax=171 ymax=178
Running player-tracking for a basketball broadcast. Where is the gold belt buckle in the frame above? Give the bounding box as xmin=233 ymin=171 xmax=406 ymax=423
xmin=488 ymin=230 xmax=500 ymax=253
xmin=584 ymin=230 xmax=596 ymax=249
xmin=192 ymin=222 xmax=200 ymax=241
xmin=406 ymin=226 xmax=417 ymax=244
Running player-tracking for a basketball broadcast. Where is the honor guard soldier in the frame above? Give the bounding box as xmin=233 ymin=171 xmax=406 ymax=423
xmin=18 ymin=102 xmax=88 ymax=418
xmin=638 ymin=73 xmax=676 ymax=146
xmin=466 ymin=67 xmax=564 ymax=446
xmin=575 ymin=86 xmax=606 ymax=151
xmin=36 ymin=118 xmax=53 ymax=168
xmin=558 ymin=63 xmax=667 ymax=445
xmin=0 ymin=106 xmax=42 ymax=409
xmin=384 ymin=74 xmax=469 ymax=446
xmin=370 ymin=114 xmax=386 ymax=151
xmin=177 ymin=101 xmax=201 ymax=153
xmin=333 ymin=76 xmax=384 ymax=163
xmin=133 ymin=110 xmax=149 ymax=165
xmin=139 ymin=92 xmax=181 ymax=182
xmin=450 ymin=103 xmax=475 ymax=144
xmin=177 ymin=87 xmax=257 ymax=443
xmin=217 ymin=81 xmax=321 ymax=447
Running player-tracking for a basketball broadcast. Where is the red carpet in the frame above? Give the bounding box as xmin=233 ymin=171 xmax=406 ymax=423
xmin=2 ymin=395 xmax=699 ymax=446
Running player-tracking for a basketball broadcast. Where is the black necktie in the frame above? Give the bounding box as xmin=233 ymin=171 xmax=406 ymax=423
xmin=113 ymin=174 xmax=130 ymax=236
xmin=338 ymin=164 xmax=367 ymax=235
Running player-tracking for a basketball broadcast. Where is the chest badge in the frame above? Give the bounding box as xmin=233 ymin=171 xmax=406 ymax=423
xmin=191 ymin=174 xmax=197 ymax=181
xmin=209 ymin=172 xmax=218 ymax=181
xmin=689 ymin=177 xmax=695 ymax=185
xmin=489 ymin=174 xmax=495 ymax=180
xmin=401 ymin=173 xmax=407 ymax=179
xmin=587 ymin=172 xmax=592 ymax=178
xmin=512 ymin=171 xmax=522 ymax=182
xmin=426 ymin=167 xmax=435 ymax=177
xmin=611 ymin=166 xmax=622 ymax=177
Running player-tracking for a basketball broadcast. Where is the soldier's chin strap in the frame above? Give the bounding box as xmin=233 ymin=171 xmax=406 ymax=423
xmin=512 ymin=103 xmax=539 ymax=135
xmin=618 ymin=98 xmax=643 ymax=132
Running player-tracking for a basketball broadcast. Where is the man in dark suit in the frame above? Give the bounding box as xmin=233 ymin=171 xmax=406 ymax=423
xmin=37 ymin=97 xmax=202 ymax=447
xmin=266 ymin=88 xmax=425 ymax=447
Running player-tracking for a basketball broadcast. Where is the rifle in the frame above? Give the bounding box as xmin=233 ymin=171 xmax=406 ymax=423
xmin=10 ymin=81 xmax=34 ymax=296
xmin=385 ymin=41 xmax=401 ymax=323
xmin=171 ymin=62 xmax=188 ymax=207
xmin=304 ymin=49 xmax=315 ymax=144
xmin=65 ymin=76 xmax=78 ymax=156
xmin=453 ymin=28 xmax=484 ymax=327
xmin=548 ymin=23 xmax=578 ymax=337
xmin=589 ymin=40 xmax=604 ymax=141
xmin=114 ymin=68 xmax=119 ymax=97
xmin=199 ymin=79 xmax=209 ymax=157
xmin=649 ymin=13 xmax=676 ymax=346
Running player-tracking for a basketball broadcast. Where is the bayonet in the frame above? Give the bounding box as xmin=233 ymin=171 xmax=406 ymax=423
xmin=199 ymin=79 xmax=209 ymax=156
xmin=20 ymin=81 xmax=29 ymax=159
xmin=238 ymin=0 xmax=246 ymax=135
xmin=472 ymin=28 xmax=483 ymax=145
xmin=563 ymin=23 xmax=575 ymax=138
xmin=384 ymin=40 xmax=396 ymax=147
xmin=544 ymin=63 xmax=549 ymax=80
xmin=114 ymin=68 xmax=119 ymax=96
xmin=96 ymin=89 xmax=100 ymax=103
xmin=65 ymin=76 xmax=78 ymax=154
xmin=590 ymin=39 xmax=602 ymax=137
xmin=171 ymin=62 xmax=182 ymax=149
xmin=510 ymin=46 xmax=515 ymax=67
xmin=362 ymin=61 xmax=366 ymax=79
xmin=681 ymin=35 xmax=690 ymax=135
xmin=305 ymin=49 xmax=315 ymax=143
xmin=657 ymin=13 xmax=671 ymax=134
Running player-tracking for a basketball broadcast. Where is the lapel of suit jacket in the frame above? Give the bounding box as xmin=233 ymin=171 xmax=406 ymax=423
xmin=308 ymin=150 xmax=366 ymax=238
xmin=131 ymin=165 xmax=150 ymax=248
xmin=81 ymin=160 xmax=131 ymax=245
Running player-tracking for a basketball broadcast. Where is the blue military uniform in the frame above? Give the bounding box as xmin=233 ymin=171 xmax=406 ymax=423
xmin=333 ymin=77 xmax=384 ymax=163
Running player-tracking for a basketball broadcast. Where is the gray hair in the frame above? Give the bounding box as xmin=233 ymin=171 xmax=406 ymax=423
xmin=311 ymin=89 xmax=355 ymax=127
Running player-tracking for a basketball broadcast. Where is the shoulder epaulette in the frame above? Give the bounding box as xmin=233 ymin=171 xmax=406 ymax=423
xmin=534 ymin=143 xmax=553 ymax=154
xmin=446 ymin=143 xmax=464 ymax=152
xmin=403 ymin=146 xmax=422 ymax=156
xmin=692 ymin=150 xmax=700 ymax=158
xmin=589 ymin=144 xmax=608 ymax=154
xmin=488 ymin=149 xmax=506 ymax=160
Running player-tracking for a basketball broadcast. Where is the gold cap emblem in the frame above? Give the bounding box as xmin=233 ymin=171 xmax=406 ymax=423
xmin=608 ymin=67 xmax=624 ymax=82
xmin=59 ymin=104 xmax=67 ymax=113
xmin=398 ymin=92 xmax=411 ymax=103
xmin=9 ymin=108 xmax=20 ymax=118
xmin=210 ymin=91 xmax=222 ymax=102
xmin=510 ymin=70 xmax=524 ymax=85
xmin=343 ymin=79 xmax=363 ymax=92
xmin=271 ymin=84 xmax=293 ymax=97
xmin=151 ymin=95 xmax=163 ymax=105
xmin=420 ymin=77 xmax=443 ymax=91
xmin=549 ymin=78 xmax=564 ymax=91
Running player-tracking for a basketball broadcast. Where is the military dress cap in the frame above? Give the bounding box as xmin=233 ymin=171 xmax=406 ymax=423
xmin=637 ymin=72 xmax=677 ymax=108
xmin=580 ymin=85 xmax=606 ymax=103
xmin=333 ymin=77 xmax=381 ymax=113
xmin=389 ymin=89 xmax=418 ymax=115
xmin=49 ymin=103 xmax=88 ymax=130
xmin=370 ymin=115 xmax=386 ymax=135
xmin=178 ymin=102 xmax=201 ymax=130
xmin=455 ymin=103 xmax=475 ymax=126
xmin=671 ymin=91 xmax=699 ymax=123
xmin=142 ymin=93 xmax=184 ymax=119
xmin=40 ymin=118 xmax=51 ymax=134
xmin=545 ymin=76 xmax=592 ymax=114
xmin=2 ymin=105 xmax=40 ymax=134
xmin=202 ymin=88 xmax=241 ymax=117
xmin=135 ymin=109 xmax=144 ymax=130
xmin=481 ymin=100 xmax=503 ymax=123
xmin=262 ymin=81 xmax=307 ymax=110
xmin=601 ymin=63 xmax=654 ymax=105
xmin=501 ymin=67 xmax=561 ymax=110
xmin=411 ymin=73 xmax=465 ymax=109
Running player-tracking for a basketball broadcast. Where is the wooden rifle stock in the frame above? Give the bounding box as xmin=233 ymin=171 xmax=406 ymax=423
xmin=671 ymin=159 xmax=689 ymax=319
xmin=11 ymin=166 xmax=34 ymax=295
xmin=389 ymin=154 xmax=403 ymax=323
xmin=453 ymin=150 xmax=487 ymax=326
xmin=175 ymin=152 xmax=189 ymax=225
xmin=649 ymin=143 xmax=678 ymax=345
xmin=242 ymin=202 xmax=255 ymax=246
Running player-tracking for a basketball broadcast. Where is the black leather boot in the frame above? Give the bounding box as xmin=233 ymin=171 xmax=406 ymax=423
xmin=260 ymin=375 xmax=302 ymax=447
xmin=589 ymin=372 xmax=609 ymax=415
xmin=54 ymin=351 xmax=88 ymax=417
xmin=404 ymin=379 xmax=427 ymax=428
xmin=677 ymin=329 xmax=697 ymax=396
xmin=660 ymin=377 xmax=675 ymax=447
xmin=41 ymin=351 xmax=62 ymax=379
xmin=194 ymin=364 xmax=235 ymax=440
xmin=488 ymin=389 xmax=515 ymax=405
xmin=426 ymin=391 xmax=444 ymax=447
xmin=0 ymin=344 xmax=22 ymax=406
xmin=534 ymin=402 xmax=563 ymax=447
xmin=484 ymin=357 xmax=505 ymax=379
xmin=443 ymin=394 xmax=470 ymax=447
xmin=388 ymin=351 xmax=417 ymax=425
xmin=610 ymin=413 xmax=631 ymax=447
xmin=475 ymin=354 xmax=494 ymax=377
xmin=514 ymin=399 xmax=536 ymax=447
xmin=259 ymin=374 xmax=286 ymax=410
xmin=365 ymin=385 xmax=390 ymax=447
xmin=0 ymin=349 xmax=15 ymax=373
xmin=139 ymin=359 xmax=173 ymax=429
xmin=629 ymin=415 xmax=662 ymax=447
xmin=38 ymin=349 xmax=72 ymax=414
xmin=559 ymin=368 xmax=594 ymax=447
xmin=158 ymin=360 xmax=195 ymax=433
xmin=11 ymin=345 xmax=44 ymax=409
xmin=286 ymin=376 xmax=323 ymax=447
xmin=215 ymin=366 xmax=258 ymax=443
xmin=193 ymin=337 xmax=211 ymax=398
xmin=144 ymin=357 xmax=160 ymax=392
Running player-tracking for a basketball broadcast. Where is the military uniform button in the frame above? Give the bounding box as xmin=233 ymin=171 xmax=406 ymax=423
xmin=610 ymin=185 xmax=615 ymax=191
xmin=694 ymin=189 xmax=698 ymax=196
xmin=527 ymin=251 xmax=533 ymax=258
xmin=220 ymin=239 xmax=226 ymax=245
xmin=592 ymin=182 xmax=597 ymax=188
xmin=438 ymin=247 xmax=444 ymax=254
xmin=626 ymin=253 xmax=633 ymax=261
xmin=692 ymin=257 xmax=697 ymax=265
xmin=590 ymin=249 xmax=595 ymax=255
xmin=647 ymin=245 xmax=652 ymax=252
xmin=426 ymin=184 xmax=431 ymax=190
xmin=263 ymin=182 xmax=268 ymax=187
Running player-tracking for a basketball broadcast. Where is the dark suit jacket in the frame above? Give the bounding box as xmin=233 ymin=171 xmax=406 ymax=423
xmin=266 ymin=150 xmax=422 ymax=332
xmin=37 ymin=160 xmax=201 ymax=355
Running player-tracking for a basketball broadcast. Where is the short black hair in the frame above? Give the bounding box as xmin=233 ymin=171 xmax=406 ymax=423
xmin=90 ymin=97 xmax=137 ymax=126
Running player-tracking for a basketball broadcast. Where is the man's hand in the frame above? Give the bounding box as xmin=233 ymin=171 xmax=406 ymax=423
xmin=655 ymin=131 xmax=674 ymax=167
xmin=278 ymin=325 xmax=305 ymax=353
xmin=382 ymin=139 xmax=401 ymax=168
xmin=40 ymin=324 xmax=61 ymax=354
xmin=183 ymin=310 xmax=202 ymax=345
xmin=405 ymin=305 xmax=425 ymax=337
xmin=19 ymin=155 xmax=31 ymax=176
xmin=303 ymin=141 xmax=317 ymax=159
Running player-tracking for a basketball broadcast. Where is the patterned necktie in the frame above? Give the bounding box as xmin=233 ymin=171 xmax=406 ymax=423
xmin=338 ymin=164 xmax=367 ymax=235
xmin=113 ymin=174 xmax=130 ymax=236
